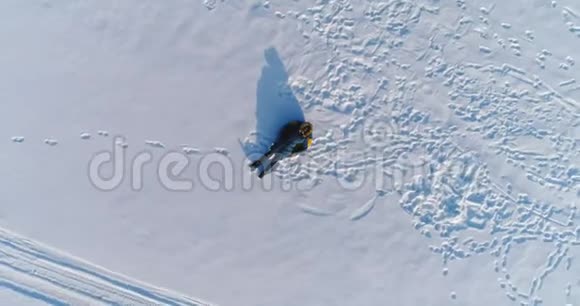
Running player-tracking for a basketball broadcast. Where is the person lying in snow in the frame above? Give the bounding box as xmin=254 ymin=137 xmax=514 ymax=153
xmin=249 ymin=120 xmax=313 ymax=178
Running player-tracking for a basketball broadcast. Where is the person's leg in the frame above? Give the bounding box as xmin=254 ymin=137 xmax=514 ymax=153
xmin=249 ymin=155 xmax=267 ymax=169
xmin=249 ymin=143 xmax=279 ymax=169
xmin=257 ymin=158 xmax=279 ymax=178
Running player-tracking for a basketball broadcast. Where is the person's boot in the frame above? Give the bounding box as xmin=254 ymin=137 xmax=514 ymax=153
xmin=249 ymin=159 xmax=262 ymax=170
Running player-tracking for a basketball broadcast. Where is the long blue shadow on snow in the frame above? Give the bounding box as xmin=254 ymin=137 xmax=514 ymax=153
xmin=241 ymin=47 xmax=304 ymax=161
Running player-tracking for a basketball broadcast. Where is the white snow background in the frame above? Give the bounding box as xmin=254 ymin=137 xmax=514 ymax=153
xmin=0 ymin=0 xmax=579 ymax=305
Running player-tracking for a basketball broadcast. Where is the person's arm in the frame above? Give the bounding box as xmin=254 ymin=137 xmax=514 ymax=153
xmin=277 ymin=121 xmax=300 ymax=142
xmin=291 ymin=137 xmax=312 ymax=154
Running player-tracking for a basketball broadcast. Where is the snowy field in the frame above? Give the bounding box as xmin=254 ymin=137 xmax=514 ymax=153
xmin=1 ymin=0 xmax=579 ymax=305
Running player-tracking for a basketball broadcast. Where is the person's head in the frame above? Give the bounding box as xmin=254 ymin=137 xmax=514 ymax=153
xmin=299 ymin=122 xmax=313 ymax=138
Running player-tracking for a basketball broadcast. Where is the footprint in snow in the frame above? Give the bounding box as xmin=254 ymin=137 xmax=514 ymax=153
xmin=115 ymin=138 xmax=128 ymax=148
xmin=44 ymin=138 xmax=58 ymax=146
xmin=214 ymin=147 xmax=229 ymax=156
xmin=11 ymin=136 xmax=24 ymax=143
xmin=145 ymin=140 xmax=165 ymax=149
xmin=182 ymin=146 xmax=201 ymax=155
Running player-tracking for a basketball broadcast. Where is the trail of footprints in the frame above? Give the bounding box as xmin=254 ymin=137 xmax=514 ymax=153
xmin=9 ymin=131 xmax=230 ymax=157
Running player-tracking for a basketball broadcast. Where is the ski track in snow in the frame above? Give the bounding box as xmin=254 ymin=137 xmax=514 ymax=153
xmin=5 ymin=0 xmax=580 ymax=305
xmin=0 ymin=227 xmax=209 ymax=306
